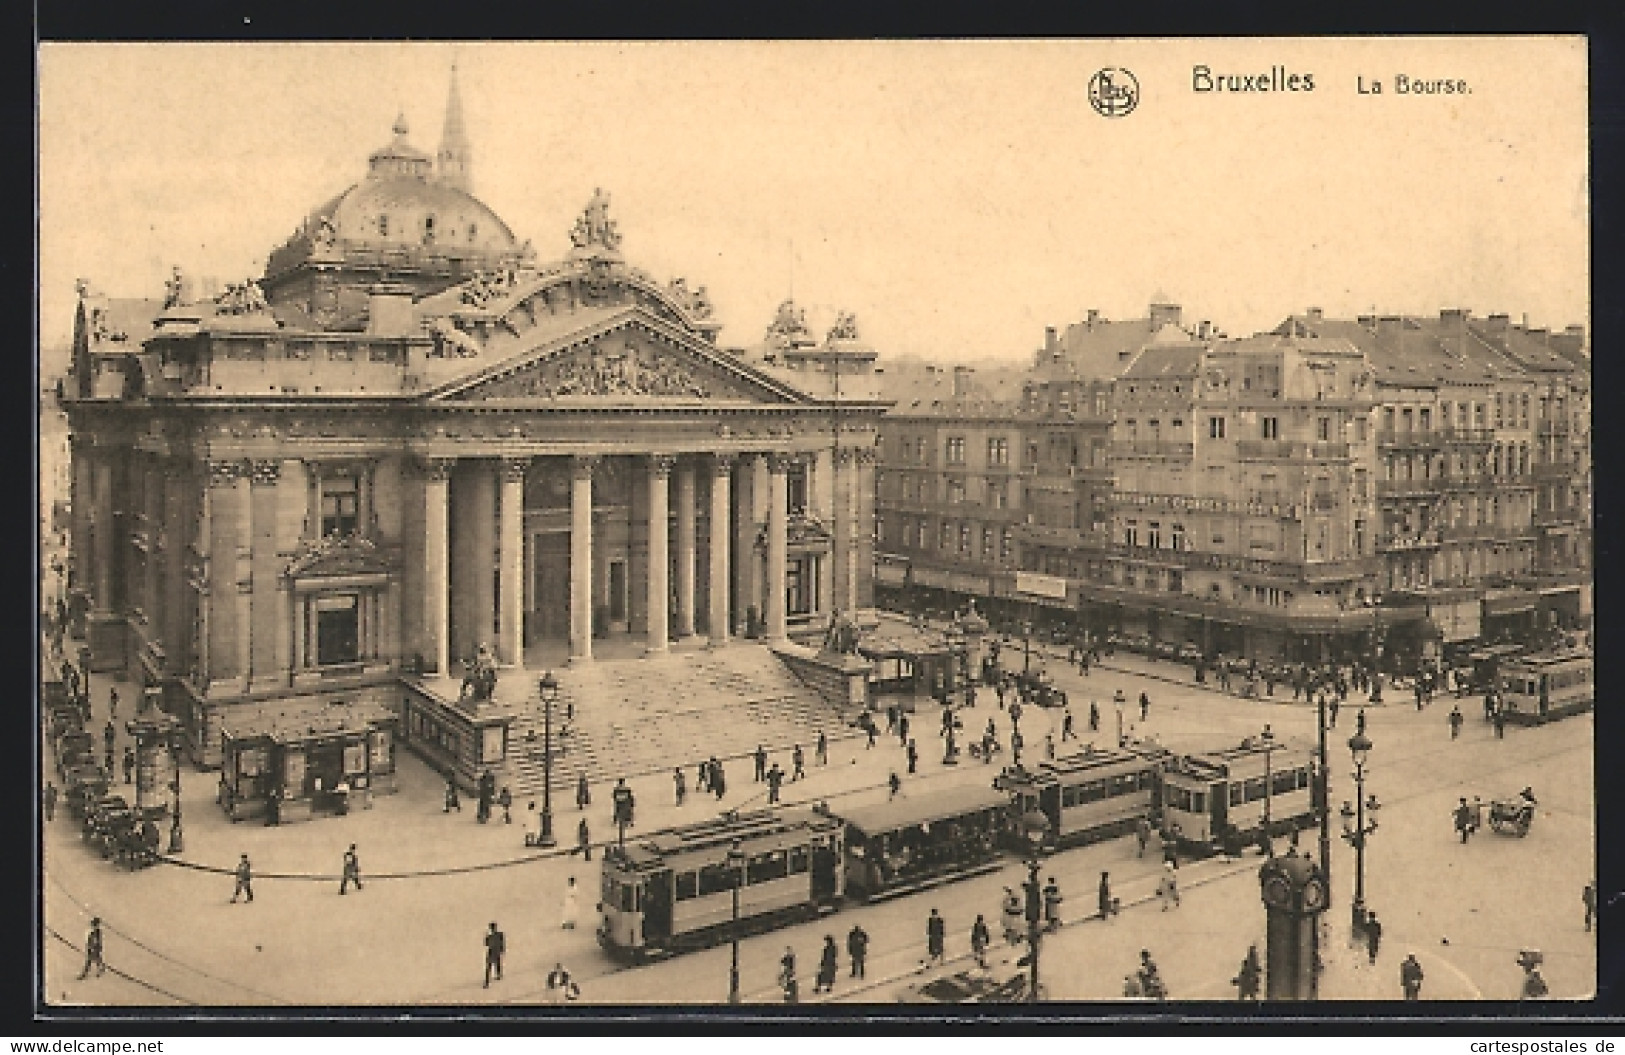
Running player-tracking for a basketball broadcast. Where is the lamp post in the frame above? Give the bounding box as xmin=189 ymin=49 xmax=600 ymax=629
xmin=1018 ymin=810 xmax=1049 ymax=1003
xmin=537 ymin=671 xmax=558 ymax=849
xmin=1022 ymin=620 xmax=1034 ymax=675
xmin=1340 ymin=716 xmax=1379 ymax=934
xmin=167 ymin=725 xmax=185 ymax=854
xmin=1315 ymin=687 xmax=1333 ymax=894
xmin=1261 ymin=727 xmax=1275 ymax=856
xmin=727 ymin=838 xmax=745 ymax=1003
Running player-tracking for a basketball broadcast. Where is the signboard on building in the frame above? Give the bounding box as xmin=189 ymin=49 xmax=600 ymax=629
xmin=1015 ymin=571 xmax=1069 ymax=600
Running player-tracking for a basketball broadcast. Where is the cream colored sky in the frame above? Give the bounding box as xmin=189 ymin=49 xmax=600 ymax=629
xmin=38 ymin=38 xmax=1588 ymax=362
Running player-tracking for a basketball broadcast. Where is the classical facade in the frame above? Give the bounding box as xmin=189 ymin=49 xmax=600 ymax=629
xmin=62 ymin=86 xmax=885 ymax=767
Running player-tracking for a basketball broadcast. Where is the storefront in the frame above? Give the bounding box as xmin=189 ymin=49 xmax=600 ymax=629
xmin=218 ymin=699 xmax=398 ymax=823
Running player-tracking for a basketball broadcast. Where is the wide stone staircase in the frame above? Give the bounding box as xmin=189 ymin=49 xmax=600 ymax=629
xmin=499 ymin=644 xmax=864 ymax=799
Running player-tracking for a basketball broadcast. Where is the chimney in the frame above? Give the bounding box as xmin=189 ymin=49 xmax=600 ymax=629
xmin=1357 ymin=314 xmax=1376 ymax=327
xmin=367 ymin=283 xmax=416 ymax=336
xmin=952 ymin=365 xmax=973 ymax=398
xmin=1149 ymin=299 xmax=1181 ymax=330
xmin=1376 ymin=315 xmax=1403 ymax=339
xmin=1485 ymin=313 xmax=1510 ymax=336
xmin=1045 ymin=326 xmax=1059 ymax=359
xmin=1086 ymin=308 xmax=1100 ymax=328
xmin=1306 ymin=306 xmax=1324 ymax=323
xmin=1440 ymin=307 xmax=1470 ymax=333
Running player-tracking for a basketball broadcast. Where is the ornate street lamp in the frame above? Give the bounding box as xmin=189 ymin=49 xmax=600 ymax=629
xmin=1017 ymin=810 xmax=1050 ymax=1003
xmin=537 ymin=671 xmax=559 ymax=849
xmin=167 ymin=724 xmax=185 ymax=854
xmin=1022 ymin=619 xmax=1035 ymax=675
xmin=1340 ymin=717 xmax=1380 ymax=934
xmin=727 ymin=838 xmax=745 ymax=1003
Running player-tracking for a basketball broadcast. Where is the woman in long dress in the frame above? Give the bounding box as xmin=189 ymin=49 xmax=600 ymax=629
xmin=562 ymin=875 xmax=580 ymax=930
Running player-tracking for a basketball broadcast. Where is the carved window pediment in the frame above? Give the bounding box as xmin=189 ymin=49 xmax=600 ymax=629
xmin=286 ymin=534 xmax=395 ymax=582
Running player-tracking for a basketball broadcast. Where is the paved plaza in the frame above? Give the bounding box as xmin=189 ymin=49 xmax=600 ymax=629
xmin=43 ymin=627 xmax=1593 ymax=1007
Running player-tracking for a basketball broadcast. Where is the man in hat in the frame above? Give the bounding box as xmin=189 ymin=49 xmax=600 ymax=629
xmin=1399 ymin=953 xmax=1425 ymax=1001
xmin=231 ymin=853 xmax=253 ymax=903
xmin=339 ymin=844 xmax=362 ymax=894
xmin=483 ymin=922 xmax=505 ymax=987
xmin=1454 ymin=798 xmax=1475 ymax=844
xmin=78 ymin=917 xmax=106 ymax=979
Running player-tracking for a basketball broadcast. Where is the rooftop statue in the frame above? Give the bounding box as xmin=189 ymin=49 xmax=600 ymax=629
xmin=765 ymin=298 xmax=813 ymax=347
xmin=216 ymin=279 xmax=268 ymax=315
xmin=827 ymin=310 xmax=860 ymax=343
xmin=163 ymin=266 xmax=188 ymax=309
xmin=822 ymin=610 xmax=862 ymax=656
xmin=570 ymin=187 xmax=622 ymax=252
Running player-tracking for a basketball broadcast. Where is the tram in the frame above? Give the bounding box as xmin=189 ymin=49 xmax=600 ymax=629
xmin=836 ymin=784 xmax=1009 ymax=901
xmin=994 ymin=742 xmax=1170 ymax=850
xmin=1160 ymin=736 xmax=1317 ymax=855
xmin=1497 ymin=649 xmax=1593 ymax=724
xmin=597 ymin=807 xmax=844 ymax=962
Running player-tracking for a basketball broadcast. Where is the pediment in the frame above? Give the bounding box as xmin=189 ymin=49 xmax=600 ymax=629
xmin=286 ymin=535 xmax=395 ymax=581
xmin=430 ymin=312 xmax=811 ymax=405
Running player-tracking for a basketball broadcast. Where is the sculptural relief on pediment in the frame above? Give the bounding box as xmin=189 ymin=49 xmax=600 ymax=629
xmin=452 ymin=331 xmax=770 ymax=402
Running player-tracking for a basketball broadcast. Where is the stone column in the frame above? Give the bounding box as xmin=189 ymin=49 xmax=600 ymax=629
xmin=675 ymin=461 xmax=697 ymax=638
xmin=833 ymin=448 xmax=854 ymax=615
xmin=856 ymin=447 xmax=878 ymax=610
xmin=709 ymin=454 xmax=734 ymax=648
xmin=92 ymin=452 xmax=114 ymax=615
xmin=570 ymin=455 xmax=597 ymax=663
xmin=731 ymin=454 xmax=756 ymax=634
xmin=204 ymin=459 xmax=241 ymax=685
xmin=748 ymin=453 xmax=769 ymax=629
xmin=235 ymin=462 xmax=256 ymax=684
xmin=246 ymin=459 xmax=283 ymax=689
xmin=499 ymin=457 xmax=527 ymax=666
xmin=423 ymin=457 xmax=453 ymax=677
xmin=646 ymin=455 xmax=674 ymax=654
xmin=452 ymin=460 xmax=497 ymax=665
xmin=766 ymin=453 xmax=791 ymax=642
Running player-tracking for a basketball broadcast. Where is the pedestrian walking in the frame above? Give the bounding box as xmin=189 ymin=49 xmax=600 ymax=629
xmin=231 ymin=853 xmax=254 ymax=903
xmin=1328 ymin=697 xmax=1340 ymax=728
xmin=779 ymin=946 xmax=799 ymax=1003
xmin=847 ymin=924 xmax=869 ymax=978
xmin=561 ymin=875 xmax=579 ymax=930
xmin=865 ymin=716 xmax=877 ymax=749
xmin=1098 ymin=871 xmax=1117 ymax=919
xmin=576 ymin=772 xmax=591 ymax=810
xmin=1365 ymin=910 xmax=1383 ymax=964
xmin=898 ymin=713 xmax=910 ymax=744
xmin=612 ymin=777 xmax=635 ymax=829
xmin=816 ymin=730 xmax=828 ymax=765
xmin=476 ymin=769 xmax=495 ymax=823
xmin=121 ymin=746 xmax=135 ymax=785
xmin=951 ymin=914 xmax=983 ymax=974
xmin=1400 ymin=953 xmax=1424 ymax=1001
xmin=754 ymin=744 xmax=768 ymax=782
xmin=1162 ymin=829 xmax=1180 ymax=869
xmin=1135 ymin=815 xmax=1150 ymax=858
xmin=444 ymin=776 xmax=461 ymax=813
xmin=482 ymin=922 xmax=505 ymax=987
xmin=1061 ymin=709 xmax=1075 ymax=741
xmin=1044 ymin=733 xmax=1056 ymax=761
xmin=103 ymin=719 xmax=116 ymax=756
xmin=1089 ymin=700 xmax=1099 ymax=733
xmin=1449 ymin=705 xmax=1463 ymax=739
xmin=906 ymin=739 xmax=918 ymax=775
xmin=525 ymin=802 xmax=543 ymax=847
xmin=1233 ymin=945 xmax=1262 ymax=1001
xmin=1158 ymin=862 xmax=1181 ymax=910
xmin=925 ymin=908 xmax=946 ymax=966
xmin=888 ymin=771 xmax=902 ymax=799
xmin=577 ymin=816 xmax=592 ymax=860
xmin=766 ymin=763 xmax=784 ymax=805
xmin=1454 ymin=798 xmax=1474 ymax=843
xmin=1583 ymin=881 xmax=1597 ymax=932
xmin=339 ymin=844 xmax=362 ymax=894
xmin=78 ymin=917 xmax=106 ymax=979
xmin=1138 ymin=949 xmax=1167 ymax=1000
xmin=1521 ymin=960 xmax=1550 ymax=1000
xmin=815 ymin=935 xmax=839 ymax=994
xmin=43 ymin=782 xmax=57 ymax=823
xmin=498 ymin=786 xmax=513 ymax=824
xmin=712 ymin=758 xmax=728 ymax=800
xmin=792 ymin=744 xmax=805 ymax=782
xmin=1010 ymin=729 xmax=1024 ymax=765
xmin=1139 ymin=692 xmax=1150 ymax=722
xmin=108 ymin=688 xmax=118 ymax=719
xmin=673 ymin=766 xmax=687 ymax=806
xmin=1043 ymin=876 xmax=1063 ymax=931
xmin=1493 ymin=709 xmax=1506 ymax=739
xmin=1001 ymin=887 xmax=1024 ymax=945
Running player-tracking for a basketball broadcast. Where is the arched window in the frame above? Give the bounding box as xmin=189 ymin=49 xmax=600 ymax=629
xmin=423 ymin=215 xmax=436 ymax=243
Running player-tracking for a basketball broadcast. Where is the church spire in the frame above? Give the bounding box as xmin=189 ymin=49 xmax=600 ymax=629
xmin=437 ymin=62 xmax=472 ymax=193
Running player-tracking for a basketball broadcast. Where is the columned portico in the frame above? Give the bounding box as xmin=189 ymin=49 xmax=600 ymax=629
xmin=570 ymin=455 xmax=597 ymax=662
xmin=708 ymin=454 xmax=733 ymax=647
xmin=675 ymin=462 xmax=697 ymax=639
xmin=499 ymin=457 xmax=527 ymax=665
xmin=646 ymin=455 xmax=673 ymax=654
xmin=766 ymin=453 xmax=791 ymax=642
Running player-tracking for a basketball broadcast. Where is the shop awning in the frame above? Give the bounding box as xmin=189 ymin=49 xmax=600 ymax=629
xmin=1482 ymin=589 xmax=1538 ymax=617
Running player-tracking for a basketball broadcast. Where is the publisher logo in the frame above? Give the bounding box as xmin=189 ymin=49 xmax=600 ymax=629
xmin=1088 ymin=67 xmax=1139 ymax=118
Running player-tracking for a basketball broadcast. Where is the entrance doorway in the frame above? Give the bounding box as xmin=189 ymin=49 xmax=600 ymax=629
xmin=608 ymin=560 xmax=628 ymax=631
